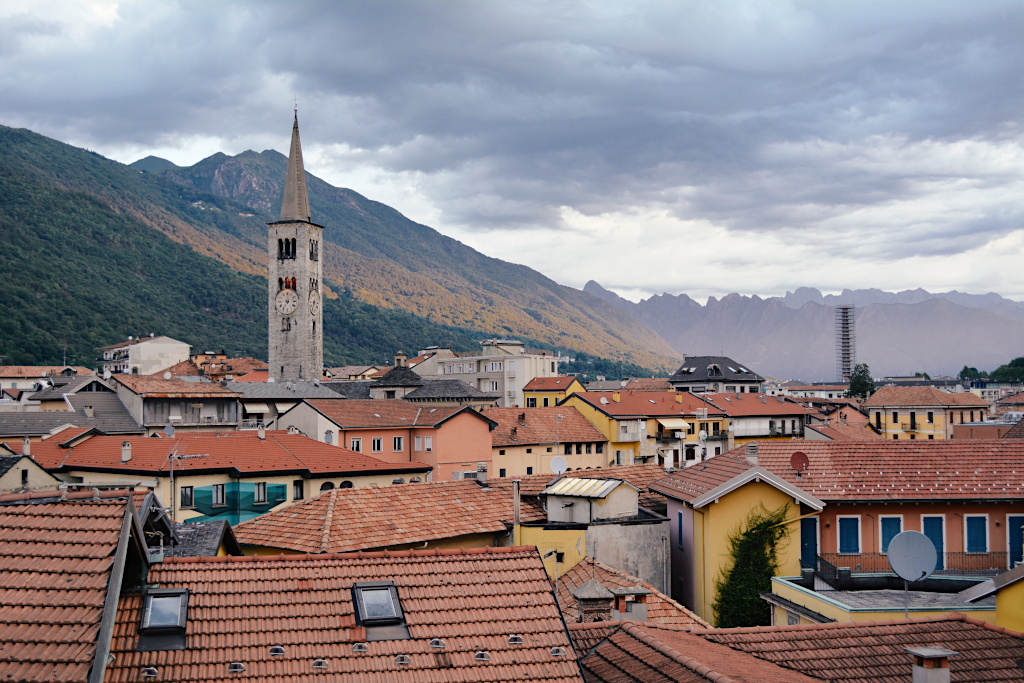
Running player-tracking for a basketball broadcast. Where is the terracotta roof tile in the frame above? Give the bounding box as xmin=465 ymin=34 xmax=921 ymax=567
xmin=803 ymin=423 xmax=885 ymax=441
xmin=233 ymin=479 xmax=542 ymax=553
xmin=863 ymin=385 xmax=989 ymax=408
xmin=0 ymin=495 xmax=130 ymax=683
xmin=28 ymin=430 xmax=428 ymax=477
xmin=568 ymin=390 xmax=725 ymax=417
xmin=111 ymin=374 xmax=240 ymax=397
xmin=556 ymin=559 xmax=710 ymax=628
xmin=569 ymin=621 xmax=817 ymax=683
xmin=734 ymin=440 xmax=1024 ymax=501
xmin=104 ymin=546 xmax=585 ymax=683
xmin=487 ymin=464 xmax=671 ymax=514
xmin=701 ymin=393 xmax=810 ymax=417
xmin=699 ymin=613 xmax=1024 ymax=683
xmin=304 ymin=399 xmax=485 ymax=428
xmin=0 ymin=366 xmax=93 ymax=378
xmin=484 ymin=407 xmax=606 ymax=447
xmin=523 ymin=377 xmax=582 ymax=391
xmin=649 ymin=455 xmax=755 ymax=503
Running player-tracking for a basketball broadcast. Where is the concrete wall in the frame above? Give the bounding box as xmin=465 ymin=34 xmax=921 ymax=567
xmin=587 ymin=519 xmax=670 ymax=593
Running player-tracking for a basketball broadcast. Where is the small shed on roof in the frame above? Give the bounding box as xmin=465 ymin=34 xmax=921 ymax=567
xmin=541 ymin=477 xmax=640 ymax=524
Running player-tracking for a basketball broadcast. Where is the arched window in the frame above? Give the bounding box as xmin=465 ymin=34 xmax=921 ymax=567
xmin=278 ymin=278 xmax=284 ymax=290
xmin=319 ymin=482 xmax=334 ymax=491
xmin=339 ymin=481 xmax=353 ymax=489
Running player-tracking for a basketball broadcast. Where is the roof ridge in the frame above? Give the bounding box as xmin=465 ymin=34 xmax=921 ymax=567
xmin=619 ymin=620 xmax=738 ymax=683
xmin=319 ymin=488 xmax=339 ymax=552
xmin=0 ymin=486 xmax=135 ymax=503
xmin=583 ymin=558 xmax=711 ymax=628
xmin=695 ymin=612 xmax=970 ymax=636
xmin=160 ymin=544 xmax=538 ymax=565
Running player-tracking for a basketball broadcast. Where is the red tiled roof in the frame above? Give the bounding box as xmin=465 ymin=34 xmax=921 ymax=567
xmin=734 ymin=440 xmax=1024 ymax=501
xmin=568 ymin=390 xmax=724 ymax=418
xmin=111 ymin=374 xmax=240 ymax=397
xmin=0 ymin=365 xmax=93 ymax=377
xmin=523 ymin=376 xmax=582 ymax=391
xmin=234 ymin=368 xmax=268 ymax=382
xmin=649 ymin=455 xmax=756 ymax=504
xmin=701 ymin=393 xmax=810 ymax=417
xmin=0 ymin=492 xmax=131 ymax=682
xmin=623 ymin=377 xmax=673 ymax=392
xmin=304 ymin=399 xmax=485 ymax=428
xmin=233 ymin=479 xmax=544 ymax=553
xmin=484 ymin=406 xmax=606 ymax=447
xmin=104 ymin=546 xmax=584 ymax=683
xmin=803 ymin=423 xmax=885 ymax=441
xmin=996 ymin=391 xmax=1024 ymax=405
xmin=161 ymin=358 xmax=200 ymax=376
xmin=863 ymin=385 xmax=989 ymax=408
xmin=1003 ymin=418 xmax=1024 ymax=439
xmin=699 ymin=613 xmax=1024 ymax=683
xmin=28 ymin=431 xmax=429 ymax=477
xmin=557 ymin=558 xmax=710 ymax=628
xmin=569 ymin=621 xmax=818 ymax=683
xmin=487 ymin=464 xmax=671 ymax=513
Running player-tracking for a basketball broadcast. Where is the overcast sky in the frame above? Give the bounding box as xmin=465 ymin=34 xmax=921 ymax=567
xmin=3 ymin=0 xmax=1023 ymax=303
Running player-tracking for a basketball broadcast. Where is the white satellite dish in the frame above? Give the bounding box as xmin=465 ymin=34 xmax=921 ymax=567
xmin=888 ymin=531 xmax=937 ymax=582
xmin=550 ymin=455 xmax=568 ymax=475
xmin=268 ymin=377 xmax=276 ymax=383
xmin=698 ymin=430 xmax=707 ymax=443
xmin=163 ymin=371 xmax=172 ymax=380
xmin=103 ymin=370 xmax=111 ymax=380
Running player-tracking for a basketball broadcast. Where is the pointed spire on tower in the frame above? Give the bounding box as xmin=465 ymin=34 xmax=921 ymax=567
xmin=280 ymin=109 xmax=311 ymax=222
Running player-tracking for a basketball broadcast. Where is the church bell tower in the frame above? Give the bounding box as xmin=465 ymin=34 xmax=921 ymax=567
xmin=268 ymin=111 xmax=324 ymax=381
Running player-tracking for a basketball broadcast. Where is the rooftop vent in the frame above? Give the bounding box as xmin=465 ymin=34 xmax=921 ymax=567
xmin=141 ymin=667 xmax=158 ymax=679
xmin=395 ymin=654 xmax=411 ymax=665
xmin=474 ymin=651 xmax=491 ymax=662
xmin=227 ymin=662 xmax=245 ymax=674
xmin=312 ymin=658 xmax=329 ymax=670
xmin=507 ymin=634 xmax=524 ymax=645
xmin=550 ymin=646 xmax=567 ymax=657
xmin=429 ymin=638 xmax=445 ymax=649
xmin=269 ymin=645 xmax=285 ymax=656
xmin=352 ymin=643 xmax=368 ymax=653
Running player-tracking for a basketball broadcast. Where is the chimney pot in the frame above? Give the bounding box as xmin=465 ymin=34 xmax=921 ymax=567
xmin=612 ymin=392 xmax=620 ymax=403
xmin=258 ymin=426 xmax=266 ymax=440
xmin=121 ymin=441 xmax=132 ymax=463
xmin=83 ymin=405 xmax=94 ymax=418
xmin=22 ymin=436 xmax=30 ymax=456
xmin=745 ymin=443 xmax=758 ymax=465
xmin=905 ymin=646 xmax=958 ymax=683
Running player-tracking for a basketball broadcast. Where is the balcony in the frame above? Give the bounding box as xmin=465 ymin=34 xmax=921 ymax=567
xmin=819 ymin=551 xmax=1010 ymax=577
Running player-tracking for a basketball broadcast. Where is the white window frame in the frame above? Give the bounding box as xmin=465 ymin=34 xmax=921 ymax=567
xmin=254 ymin=482 xmax=267 ymax=504
xmin=180 ymin=485 xmax=194 ymax=509
xmin=371 ymin=437 xmax=383 ymax=453
xmin=964 ymin=514 xmax=989 ymax=554
xmin=414 ymin=436 xmax=422 ymax=451
xmin=212 ymin=483 xmax=226 ymax=507
xmin=349 ymin=437 xmax=362 ymax=453
xmin=424 ymin=435 xmax=432 ymax=452
xmin=393 ymin=436 xmax=404 ymax=452
xmin=836 ymin=515 xmax=861 ymax=554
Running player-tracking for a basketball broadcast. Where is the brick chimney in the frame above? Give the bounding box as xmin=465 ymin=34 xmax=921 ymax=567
xmin=121 ymin=441 xmax=132 ymax=463
xmin=905 ymin=646 xmax=958 ymax=683
xmin=571 ymin=579 xmax=614 ymax=623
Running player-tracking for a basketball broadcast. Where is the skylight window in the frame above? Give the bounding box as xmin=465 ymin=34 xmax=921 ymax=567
xmin=138 ymin=588 xmax=189 ymax=651
xmin=352 ymin=581 xmax=410 ymax=641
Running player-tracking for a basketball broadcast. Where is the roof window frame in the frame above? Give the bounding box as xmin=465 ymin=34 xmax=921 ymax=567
xmin=352 ymin=581 xmax=404 ymax=626
xmin=141 ymin=588 xmax=189 ymax=632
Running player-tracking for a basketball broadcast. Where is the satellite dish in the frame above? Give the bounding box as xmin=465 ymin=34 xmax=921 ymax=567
xmin=888 ymin=531 xmax=937 ymax=582
xmin=268 ymin=377 xmax=276 ymax=383
xmin=103 ymin=370 xmax=112 ymax=380
xmin=163 ymin=371 xmax=172 ymax=380
xmin=550 ymin=455 xmax=568 ymax=475
xmin=163 ymin=425 xmax=175 ymax=437
xmin=698 ymin=430 xmax=707 ymax=443
xmin=790 ymin=451 xmax=809 ymax=474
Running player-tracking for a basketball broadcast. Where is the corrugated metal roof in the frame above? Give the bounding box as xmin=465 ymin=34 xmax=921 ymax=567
xmin=540 ymin=477 xmax=625 ymax=499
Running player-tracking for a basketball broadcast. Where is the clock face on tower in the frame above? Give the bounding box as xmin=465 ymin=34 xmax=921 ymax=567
xmin=308 ymin=290 xmax=321 ymax=316
xmin=275 ymin=288 xmax=299 ymax=314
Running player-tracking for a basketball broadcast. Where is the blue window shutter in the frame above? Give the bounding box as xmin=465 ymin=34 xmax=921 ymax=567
xmin=880 ymin=518 xmax=901 ymax=553
xmin=966 ymin=517 xmax=987 ymax=553
xmin=839 ymin=518 xmax=859 ymax=553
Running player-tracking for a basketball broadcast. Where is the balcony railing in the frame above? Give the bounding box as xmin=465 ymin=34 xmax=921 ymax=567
xmin=819 ymin=551 xmax=1011 ymax=576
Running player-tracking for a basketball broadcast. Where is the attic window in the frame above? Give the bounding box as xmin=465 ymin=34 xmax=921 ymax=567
xmin=138 ymin=588 xmax=189 ymax=651
xmin=352 ymin=581 xmax=410 ymax=641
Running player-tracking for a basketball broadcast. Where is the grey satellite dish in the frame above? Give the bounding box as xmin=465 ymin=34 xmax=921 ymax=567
xmin=103 ymin=370 xmax=112 ymax=380
xmin=550 ymin=455 xmax=568 ymax=475
xmin=163 ymin=425 xmax=175 ymax=437
xmin=888 ymin=531 xmax=937 ymax=582
xmin=163 ymin=371 xmax=172 ymax=380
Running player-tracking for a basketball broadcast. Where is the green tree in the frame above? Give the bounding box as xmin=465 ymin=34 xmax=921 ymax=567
xmin=712 ymin=504 xmax=790 ymax=628
xmin=991 ymin=357 xmax=1024 ymax=383
xmin=846 ymin=363 xmax=875 ymax=398
xmin=958 ymin=365 xmax=987 ymax=380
